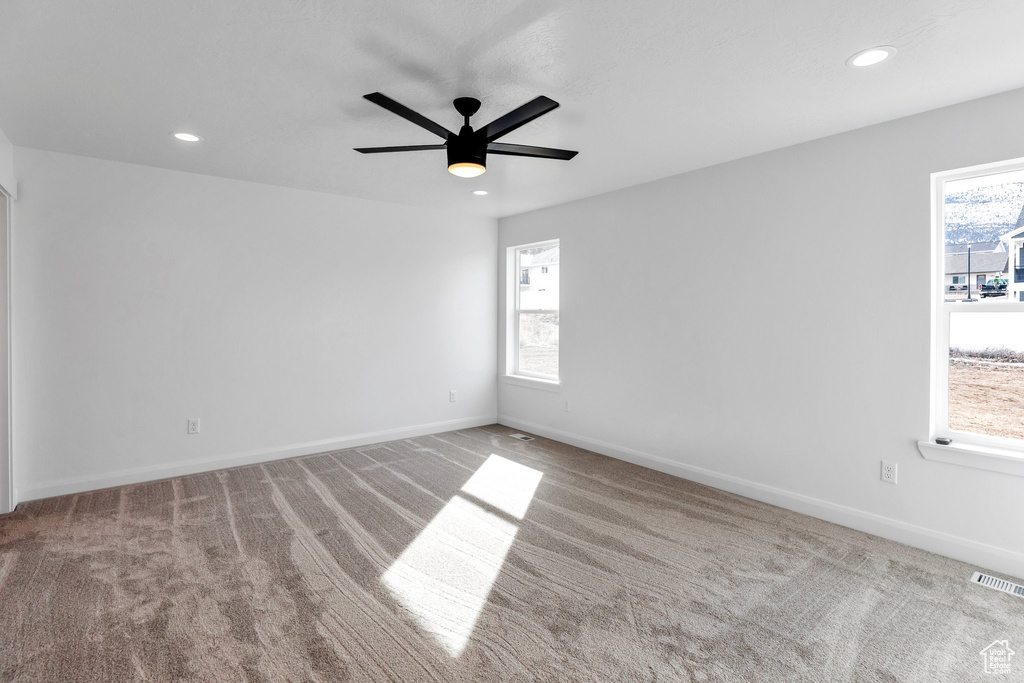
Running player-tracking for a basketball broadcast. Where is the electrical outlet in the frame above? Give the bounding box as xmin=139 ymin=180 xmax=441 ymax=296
xmin=449 ymin=390 xmax=457 ymax=403
xmin=881 ymin=460 xmax=897 ymax=484
xmin=564 ymin=400 xmax=570 ymax=412
xmin=188 ymin=418 xmax=200 ymax=435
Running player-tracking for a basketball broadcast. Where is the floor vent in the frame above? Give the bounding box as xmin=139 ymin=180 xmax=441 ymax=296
xmin=971 ymin=571 xmax=1024 ymax=598
xmin=509 ymin=433 xmax=535 ymax=441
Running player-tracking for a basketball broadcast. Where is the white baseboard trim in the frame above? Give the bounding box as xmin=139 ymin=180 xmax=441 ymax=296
xmin=498 ymin=415 xmax=1024 ymax=580
xmin=17 ymin=415 xmax=497 ymax=504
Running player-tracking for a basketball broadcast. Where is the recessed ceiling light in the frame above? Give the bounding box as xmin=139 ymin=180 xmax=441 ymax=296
xmin=473 ymin=190 xmax=488 ymax=196
xmin=172 ymin=132 xmax=202 ymax=142
xmin=847 ymin=46 xmax=896 ymax=68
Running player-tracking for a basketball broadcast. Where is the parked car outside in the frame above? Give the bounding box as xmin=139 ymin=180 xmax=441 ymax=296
xmin=981 ymin=277 xmax=1008 ymax=297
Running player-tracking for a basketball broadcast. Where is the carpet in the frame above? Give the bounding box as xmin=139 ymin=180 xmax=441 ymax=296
xmin=0 ymin=425 xmax=1020 ymax=681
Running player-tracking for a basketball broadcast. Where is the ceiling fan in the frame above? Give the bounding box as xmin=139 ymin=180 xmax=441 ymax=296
xmin=354 ymin=92 xmax=578 ymax=178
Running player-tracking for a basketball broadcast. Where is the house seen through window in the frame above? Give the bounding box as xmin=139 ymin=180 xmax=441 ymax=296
xmin=935 ymin=162 xmax=1024 ymax=446
xmin=511 ymin=240 xmax=559 ymax=381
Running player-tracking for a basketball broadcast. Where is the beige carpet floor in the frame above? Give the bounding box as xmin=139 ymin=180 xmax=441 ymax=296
xmin=0 ymin=424 xmax=1021 ymax=681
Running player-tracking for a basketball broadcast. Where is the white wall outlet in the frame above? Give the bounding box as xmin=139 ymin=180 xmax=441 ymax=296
xmin=188 ymin=418 xmax=200 ymax=435
xmin=449 ymin=390 xmax=457 ymax=403
xmin=881 ymin=460 xmax=897 ymax=484
xmin=564 ymin=400 xmax=570 ymax=412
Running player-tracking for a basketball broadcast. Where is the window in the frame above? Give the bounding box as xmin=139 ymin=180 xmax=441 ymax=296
xmin=931 ymin=160 xmax=1024 ymax=454
xmin=510 ymin=240 xmax=559 ymax=382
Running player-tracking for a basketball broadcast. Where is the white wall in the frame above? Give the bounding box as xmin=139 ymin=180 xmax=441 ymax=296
xmin=0 ymin=193 xmax=8 ymax=515
xmin=498 ymin=87 xmax=1024 ymax=579
xmin=0 ymin=124 xmax=14 ymax=197
xmin=13 ymin=147 xmax=496 ymax=500
xmin=0 ymin=123 xmax=12 ymax=514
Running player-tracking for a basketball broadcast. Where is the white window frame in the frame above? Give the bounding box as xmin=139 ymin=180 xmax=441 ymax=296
xmin=920 ymin=157 xmax=1024 ymax=476
xmin=505 ymin=239 xmax=560 ymax=390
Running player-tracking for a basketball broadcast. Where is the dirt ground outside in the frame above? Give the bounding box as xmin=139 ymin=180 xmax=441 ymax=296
xmin=518 ymin=346 xmax=558 ymax=378
xmin=948 ymin=359 xmax=1024 ymax=441
xmin=518 ymin=313 xmax=559 ymax=378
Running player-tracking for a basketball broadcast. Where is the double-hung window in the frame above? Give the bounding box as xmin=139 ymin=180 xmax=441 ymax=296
xmin=510 ymin=240 xmax=559 ymax=383
xmin=925 ymin=158 xmax=1024 ymax=474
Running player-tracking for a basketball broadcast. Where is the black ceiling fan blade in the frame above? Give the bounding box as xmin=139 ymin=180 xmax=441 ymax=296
xmin=363 ymin=93 xmax=452 ymax=140
xmin=487 ymin=142 xmax=578 ymax=160
xmin=353 ymin=144 xmax=447 ymax=154
xmin=477 ymin=96 xmax=560 ymax=143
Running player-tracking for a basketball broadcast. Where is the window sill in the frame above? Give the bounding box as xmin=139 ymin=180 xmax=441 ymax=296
xmin=917 ymin=439 xmax=1024 ymax=477
xmin=503 ymin=375 xmax=562 ymax=392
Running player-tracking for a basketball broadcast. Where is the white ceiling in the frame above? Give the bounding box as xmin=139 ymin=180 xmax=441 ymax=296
xmin=3 ymin=0 xmax=1024 ymax=218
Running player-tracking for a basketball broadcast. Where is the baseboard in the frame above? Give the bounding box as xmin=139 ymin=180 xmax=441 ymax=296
xmin=498 ymin=415 xmax=1024 ymax=580
xmin=17 ymin=415 xmax=497 ymax=504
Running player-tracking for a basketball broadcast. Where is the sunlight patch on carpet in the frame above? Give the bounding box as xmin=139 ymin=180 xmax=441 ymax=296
xmin=382 ymin=455 xmax=543 ymax=656
xmin=460 ymin=454 xmax=543 ymax=520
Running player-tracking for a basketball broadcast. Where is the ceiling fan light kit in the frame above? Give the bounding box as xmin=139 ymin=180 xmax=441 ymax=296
xmin=448 ymin=162 xmax=486 ymax=178
xmin=355 ymin=92 xmax=578 ymax=178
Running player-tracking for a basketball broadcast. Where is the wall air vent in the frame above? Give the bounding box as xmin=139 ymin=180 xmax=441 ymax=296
xmin=509 ymin=433 xmax=535 ymax=441
xmin=971 ymin=571 xmax=1024 ymax=598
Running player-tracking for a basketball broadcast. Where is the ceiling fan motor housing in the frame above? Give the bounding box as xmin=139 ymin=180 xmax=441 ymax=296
xmin=447 ymin=124 xmax=487 ymax=170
